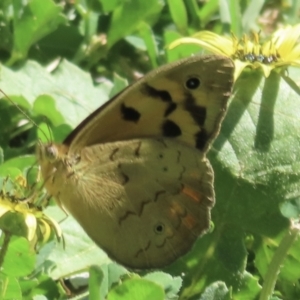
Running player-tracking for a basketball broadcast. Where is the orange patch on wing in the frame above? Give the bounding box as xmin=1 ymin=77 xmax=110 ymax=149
xmin=182 ymin=214 xmax=198 ymax=230
xmin=181 ymin=185 xmax=202 ymax=203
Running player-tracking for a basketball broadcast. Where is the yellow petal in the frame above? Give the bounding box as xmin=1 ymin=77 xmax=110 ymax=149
xmin=24 ymin=213 xmax=37 ymax=242
xmin=259 ymin=64 xmax=273 ymax=77
xmin=233 ymin=60 xmax=251 ymax=81
xmin=0 ymin=201 xmax=14 ymax=217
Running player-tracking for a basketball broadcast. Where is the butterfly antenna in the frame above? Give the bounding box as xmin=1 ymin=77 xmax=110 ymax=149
xmin=0 ymin=88 xmax=50 ymax=142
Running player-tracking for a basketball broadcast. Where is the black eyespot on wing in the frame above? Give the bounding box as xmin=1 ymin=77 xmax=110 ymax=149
xmin=154 ymin=223 xmax=165 ymax=234
xmin=121 ymin=103 xmax=141 ymax=122
xmin=162 ymin=120 xmax=182 ymax=137
xmin=185 ymin=77 xmax=200 ymax=90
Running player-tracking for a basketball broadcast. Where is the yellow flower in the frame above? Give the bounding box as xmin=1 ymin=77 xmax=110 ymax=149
xmin=0 ymin=176 xmax=62 ymax=249
xmin=169 ymin=24 xmax=300 ymax=80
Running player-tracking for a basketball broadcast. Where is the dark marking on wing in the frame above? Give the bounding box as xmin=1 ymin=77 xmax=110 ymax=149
xmin=143 ymin=84 xmax=172 ymax=102
xmin=157 ymin=232 xmax=175 ymax=248
xmin=142 ymin=84 xmax=177 ymax=117
xmin=195 ymin=130 xmax=209 ymax=150
xmin=164 ymin=102 xmax=177 ymax=117
xmin=121 ymin=173 xmax=129 ymax=185
xmin=154 ymin=190 xmax=166 ymax=202
xmin=156 ymin=139 xmax=168 ymax=147
xmin=119 ymin=210 xmax=136 ymax=225
xmin=135 ymin=241 xmax=151 ymax=258
xmin=134 ymin=141 xmax=142 ymax=157
xmin=162 ymin=120 xmax=182 ymax=137
xmin=178 ymin=166 xmax=186 ymax=181
xmin=121 ymin=103 xmax=140 ymax=122
xmin=158 ymin=153 xmax=164 ymax=159
xmin=138 ymin=199 xmax=152 ymax=216
xmin=157 ymin=237 xmax=167 ymax=248
xmin=109 ymin=148 xmax=119 ymax=161
xmin=184 ymin=93 xmax=206 ymax=126
xmin=117 ymin=164 xmax=129 ymax=184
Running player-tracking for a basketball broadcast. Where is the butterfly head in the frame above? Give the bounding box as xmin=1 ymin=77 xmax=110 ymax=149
xmin=36 ymin=142 xmax=69 ymax=174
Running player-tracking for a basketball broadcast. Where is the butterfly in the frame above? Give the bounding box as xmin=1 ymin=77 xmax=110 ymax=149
xmin=37 ymin=55 xmax=234 ymax=269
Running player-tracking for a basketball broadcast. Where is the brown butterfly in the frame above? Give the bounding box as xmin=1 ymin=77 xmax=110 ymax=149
xmin=37 ymin=55 xmax=234 ymax=269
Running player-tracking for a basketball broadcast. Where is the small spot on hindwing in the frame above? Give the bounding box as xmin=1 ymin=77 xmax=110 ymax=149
xmin=162 ymin=120 xmax=182 ymax=137
xmin=121 ymin=103 xmax=141 ymax=122
xmin=154 ymin=222 xmax=165 ymax=234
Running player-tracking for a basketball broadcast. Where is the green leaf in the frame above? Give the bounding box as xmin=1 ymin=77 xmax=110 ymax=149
xmin=197 ymin=0 xmax=219 ymax=28
xmin=175 ymin=71 xmax=300 ymax=299
xmin=89 ymin=266 xmax=105 ymax=300
xmin=0 ymin=273 xmax=22 ymax=300
xmin=89 ymin=264 xmax=129 ymax=300
xmin=0 ymin=61 xmax=56 ymax=105
xmin=40 ymin=206 xmax=110 ymax=279
xmin=2 ymin=237 xmax=36 ymax=277
xmin=99 ymin=0 xmax=122 ymax=13
xmin=33 ymin=95 xmax=65 ymax=127
xmin=50 ymin=59 xmax=113 ymax=127
xmin=167 ymin=0 xmax=188 ymax=35
xmin=107 ymin=278 xmax=165 ymax=300
xmin=109 ymin=73 xmax=128 ymax=98
xmin=11 ymin=0 xmax=66 ymax=62
xmin=31 ymin=274 xmax=59 ymax=299
xmin=107 ymin=0 xmax=164 ymax=48
xmin=199 ymin=281 xmax=230 ymax=300
xmin=0 ymin=156 xmax=36 ymax=172
xmin=164 ymin=30 xmax=202 ymax=63
xmin=241 ymin=0 xmax=264 ymax=32
xmin=144 ymin=272 xmax=182 ymax=299
xmin=138 ymin=23 xmax=158 ymax=68
xmin=0 ymin=60 xmax=113 ymax=128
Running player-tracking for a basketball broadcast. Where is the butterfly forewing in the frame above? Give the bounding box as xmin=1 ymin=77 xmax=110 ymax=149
xmin=65 ymin=55 xmax=234 ymax=153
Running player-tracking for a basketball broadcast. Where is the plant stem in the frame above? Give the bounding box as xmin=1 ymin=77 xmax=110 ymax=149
xmin=259 ymin=222 xmax=300 ymax=300
xmin=0 ymin=231 xmax=12 ymax=268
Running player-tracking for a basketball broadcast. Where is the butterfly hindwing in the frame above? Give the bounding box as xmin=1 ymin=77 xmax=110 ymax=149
xmin=49 ymin=138 xmax=214 ymax=269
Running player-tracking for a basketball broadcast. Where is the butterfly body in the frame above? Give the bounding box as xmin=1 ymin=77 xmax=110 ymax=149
xmin=38 ymin=55 xmax=234 ymax=269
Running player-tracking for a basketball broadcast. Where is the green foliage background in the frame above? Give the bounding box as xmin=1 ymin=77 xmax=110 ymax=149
xmin=0 ymin=0 xmax=300 ymax=299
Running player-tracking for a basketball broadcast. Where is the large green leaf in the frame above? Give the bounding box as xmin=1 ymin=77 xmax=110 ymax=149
xmin=175 ymin=70 xmax=300 ymax=299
